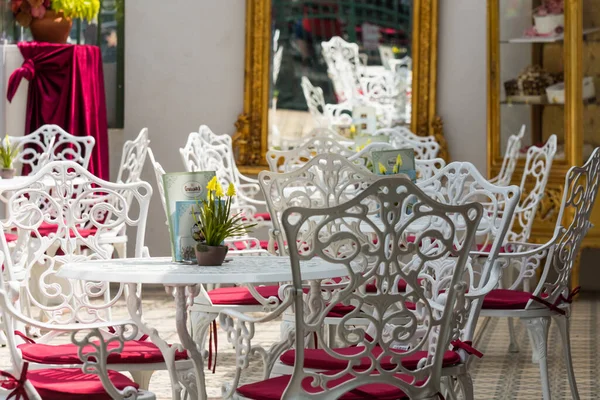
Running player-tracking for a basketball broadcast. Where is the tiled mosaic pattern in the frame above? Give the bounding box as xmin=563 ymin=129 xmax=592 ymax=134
xmin=1 ymin=290 xmax=597 ymax=399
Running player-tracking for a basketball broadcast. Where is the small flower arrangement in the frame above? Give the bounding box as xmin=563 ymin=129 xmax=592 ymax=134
xmin=0 ymin=135 xmax=19 ymax=179
xmin=192 ymin=177 xmax=256 ymax=265
xmin=377 ymin=154 xmax=403 ymax=175
xmin=534 ymin=0 xmax=563 ymax=16
xmin=12 ymin=0 xmax=100 ymax=27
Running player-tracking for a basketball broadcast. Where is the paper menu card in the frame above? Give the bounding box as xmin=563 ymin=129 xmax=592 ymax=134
xmin=162 ymin=171 xmax=216 ymax=262
xmin=371 ymin=148 xmax=416 ymax=181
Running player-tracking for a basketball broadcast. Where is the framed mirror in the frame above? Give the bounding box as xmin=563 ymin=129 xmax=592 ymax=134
xmin=234 ymin=0 xmax=446 ymax=172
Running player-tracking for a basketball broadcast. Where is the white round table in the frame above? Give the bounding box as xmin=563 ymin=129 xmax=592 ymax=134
xmin=57 ymin=256 xmax=349 ymax=400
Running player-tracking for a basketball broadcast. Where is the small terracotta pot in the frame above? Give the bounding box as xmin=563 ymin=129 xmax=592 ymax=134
xmin=29 ymin=10 xmax=73 ymax=44
xmin=195 ymin=244 xmax=228 ymax=266
xmin=1 ymin=168 xmax=16 ymax=179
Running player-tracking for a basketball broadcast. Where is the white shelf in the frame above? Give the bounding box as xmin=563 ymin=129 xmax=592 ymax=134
xmin=507 ymin=27 xmax=600 ymax=43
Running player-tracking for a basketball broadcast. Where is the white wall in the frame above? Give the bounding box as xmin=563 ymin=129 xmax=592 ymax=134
xmin=123 ymin=1 xmax=246 ymax=256
xmin=437 ymin=0 xmax=487 ymax=173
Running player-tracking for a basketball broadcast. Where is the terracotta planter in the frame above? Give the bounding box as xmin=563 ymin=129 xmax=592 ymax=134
xmin=195 ymin=244 xmax=228 ymax=266
xmin=29 ymin=10 xmax=73 ymax=44
xmin=1 ymin=168 xmax=15 ymax=179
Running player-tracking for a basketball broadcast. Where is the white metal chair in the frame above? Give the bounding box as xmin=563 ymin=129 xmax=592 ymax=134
xmin=8 ymin=124 xmax=95 ymax=175
xmin=490 ymin=125 xmax=526 ymax=186
xmin=477 ymin=147 xmax=600 ymax=400
xmin=300 ymin=76 xmax=328 ymax=127
xmin=179 ymin=125 xmax=270 ymax=226
xmin=229 ymin=176 xmax=484 ymax=400
xmin=321 ymin=36 xmax=362 ymax=103
xmin=0 ymin=161 xmax=193 ymax=392
xmin=268 ymin=160 xmax=520 ymax=399
xmin=0 ymin=273 xmax=155 ymax=400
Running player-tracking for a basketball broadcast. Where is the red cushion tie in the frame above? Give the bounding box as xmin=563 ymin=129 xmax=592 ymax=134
xmin=207 ymin=320 xmax=218 ymax=374
xmin=0 ymin=362 xmax=29 ymax=400
xmin=530 ymin=286 xmax=581 ymax=316
xmin=107 ymin=326 xmax=148 ymax=342
xmin=13 ymin=331 xmax=35 ymax=344
xmin=451 ymin=340 xmax=483 ymax=358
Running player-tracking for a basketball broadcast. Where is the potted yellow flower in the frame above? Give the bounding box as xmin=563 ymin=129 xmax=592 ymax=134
xmin=193 ymin=177 xmax=256 ymax=266
xmin=0 ymin=135 xmax=19 ymax=179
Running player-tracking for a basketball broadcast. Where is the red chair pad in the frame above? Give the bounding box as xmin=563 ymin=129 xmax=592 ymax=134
xmin=254 ymin=212 xmax=272 ymax=221
xmin=4 ymin=233 xmax=17 ymax=242
xmin=208 ymin=285 xmax=280 ymax=305
xmin=280 ymin=346 xmax=460 ymax=371
xmin=27 ymin=368 xmax=138 ymax=400
xmin=236 ymin=371 xmax=411 ymax=400
xmin=18 ymin=340 xmax=188 ymax=365
xmin=482 ymin=289 xmax=533 ymax=310
xmin=35 ymin=222 xmax=97 ymax=238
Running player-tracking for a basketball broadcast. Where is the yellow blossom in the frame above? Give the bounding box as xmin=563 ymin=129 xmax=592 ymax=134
xmin=350 ymin=125 xmax=356 ymax=135
xmin=227 ymin=182 xmax=236 ymax=197
xmin=395 ymin=154 xmax=403 ymax=167
xmin=356 ymin=144 xmax=365 ymax=152
xmin=215 ymin=182 xmax=224 ymax=197
xmin=206 ymin=176 xmax=218 ymax=192
xmin=378 ymin=162 xmax=387 ymax=175
xmin=392 ymin=46 xmax=400 ymax=54
xmin=392 ymin=164 xmax=399 ymax=174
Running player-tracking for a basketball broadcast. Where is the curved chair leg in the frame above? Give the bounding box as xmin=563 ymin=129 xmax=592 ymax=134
xmin=130 ymin=370 xmax=155 ymax=390
xmin=507 ymin=317 xmax=520 ymax=353
xmin=553 ymin=314 xmax=580 ymax=400
xmin=525 ymin=317 xmax=551 ymax=400
xmin=457 ymin=373 xmax=474 ymax=400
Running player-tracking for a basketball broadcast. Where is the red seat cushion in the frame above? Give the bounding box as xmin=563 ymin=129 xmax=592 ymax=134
xmin=19 ymin=340 xmax=188 ymax=365
xmin=208 ymin=285 xmax=280 ymax=305
xmin=36 ymin=222 xmax=97 ymax=238
xmin=482 ymin=289 xmax=533 ymax=310
xmin=4 ymin=233 xmax=17 ymax=242
xmin=254 ymin=212 xmax=271 ymax=221
xmin=27 ymin=368 xmax=139 ymax=400
xmin=280 ymin=346 xmax=460 ymax=371
xmin=237 ymin=371 xmax=411 ymax=400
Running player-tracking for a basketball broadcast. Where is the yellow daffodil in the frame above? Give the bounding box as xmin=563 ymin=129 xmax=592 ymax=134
xmin=378 ymin=162 xmax=387 ymax=175
xmin=395 ymin=154 xmax=403 ymax=167
xmin=366 ymin=139 xmax=372 ymax=145
xmin=227 ymin=182 xmax=236 ymax=197
xmin=356 ymin=144 xmax=365 ymax=152
xmin=215 ymin=182 xmax=225 ymax=197
xmin=206 ymin=176 xmax=218 ymax=192
xmin=350 ymin=125 xmax=356 ymax=135
xmin=392 ymin=46 xmax=400 ymax=54
xmin=392 ymin=164 xmax=399 ymax=174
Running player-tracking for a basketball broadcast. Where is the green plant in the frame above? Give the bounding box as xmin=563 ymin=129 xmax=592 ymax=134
xmin=51 ymin=0 xmax=100 ymax=21
xmin=0 ymin=135 xmax=19 ymax=169
xmin=193 ymin=177 xmax=256 ymax=247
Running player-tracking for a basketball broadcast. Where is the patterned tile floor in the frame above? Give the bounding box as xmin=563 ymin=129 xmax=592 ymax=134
xmin=1 ymin=290 xmax=598 ymax=399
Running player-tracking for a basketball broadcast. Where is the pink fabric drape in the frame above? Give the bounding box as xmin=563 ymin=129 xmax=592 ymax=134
xmin=7 ymin=42 xmax=108 ymax=180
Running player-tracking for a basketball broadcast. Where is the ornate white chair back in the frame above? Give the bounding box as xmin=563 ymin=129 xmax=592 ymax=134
xmin=260 ymin=154 xmax=382 ymax=254
xmin=373 ymin=128 xmax=440 ymax=160
xmin=491 ymin=125 xmax=526 ymax=186
xmin=266 ymin=136 xmax=356 ymax=173
xmin=507 ymin=134 xmax=557 ymax=243
xmin=0 ymin=161 xmax=151 ymax=331
xmin=147 ymin=148 xmax=168 ymax=223
xmin=520 ymin=147 xmax=600 ymax=304
xmin=300 ymin=76 xmax=327 ymax=125
xmin=281 ymin=176 xmax=483 ymax=399
xmin=8 ymin=124 xmax=95 ymax=175
xmin=116 ymin=128 xmax=150 ymax=185
xmin=321 ymin=36 xmax=362 ymax=102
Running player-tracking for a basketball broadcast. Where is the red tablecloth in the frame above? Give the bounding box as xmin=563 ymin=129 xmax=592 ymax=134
xmin=7 ymin=42 xmax=108 ymax=180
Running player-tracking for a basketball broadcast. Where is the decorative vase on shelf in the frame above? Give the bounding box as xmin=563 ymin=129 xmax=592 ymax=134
xmin=29 ymin=10 xmax=72 ymax=44
xmin=195 ymin=244 xmax=228 ymax=266
xmin=1 ymin=168 xmax=16 ymax=179
xmin=534 ymin=13 xmax=564 ymax=35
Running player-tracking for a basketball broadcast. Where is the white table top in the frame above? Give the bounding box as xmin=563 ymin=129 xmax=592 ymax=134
xmin=57 ymin=256 xmax=350 ymax=285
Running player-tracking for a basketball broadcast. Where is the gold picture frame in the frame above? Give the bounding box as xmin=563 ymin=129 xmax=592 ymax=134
xmin=234 ymin=0 xmax=447 ymax=173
